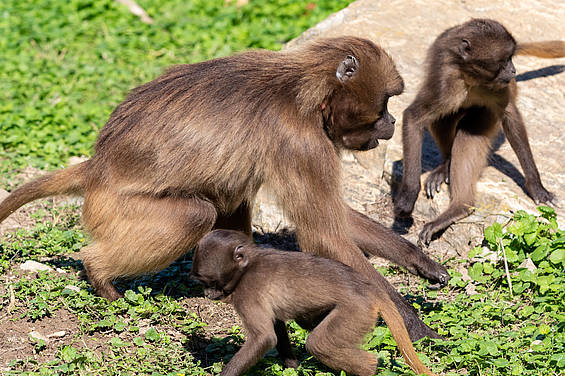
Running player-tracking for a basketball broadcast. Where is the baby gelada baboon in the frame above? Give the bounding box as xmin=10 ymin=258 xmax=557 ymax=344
xmin=0 ymin=36 xmax=448 ymax=340
xmin=394 ymin=19 xmax=563 ymax=244
xmin=191 ymin=230 xmax=438 ymax=376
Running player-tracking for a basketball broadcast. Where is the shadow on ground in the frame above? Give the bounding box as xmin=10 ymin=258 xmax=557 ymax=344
xmin=516 ymin=64 xmax=565 ymax=82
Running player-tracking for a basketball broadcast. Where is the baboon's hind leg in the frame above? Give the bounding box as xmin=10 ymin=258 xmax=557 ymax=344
xmin=81 ymin=191 xmax=217 ymax=300
xmin=305 ymin=305 xmax=377 ymax=376
xmin=419 ymin=108 xmax=497 ymax=245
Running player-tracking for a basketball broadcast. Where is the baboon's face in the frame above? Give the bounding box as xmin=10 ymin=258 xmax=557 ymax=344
xmin=325 ymin=52 xmax=404 ymax=151
xmin=190 ymin=230 xmax=250 ymax=300
xmin=457 ymin=24 xmax=517 ymax=88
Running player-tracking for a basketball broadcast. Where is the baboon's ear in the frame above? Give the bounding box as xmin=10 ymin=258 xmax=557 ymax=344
xmin=459 ymin=39 xmax=472 ymax=59
xmin=233 ymin=245 xmax=248 ymax=268
xmin=336 ymin=55 xmax=359 ymax=83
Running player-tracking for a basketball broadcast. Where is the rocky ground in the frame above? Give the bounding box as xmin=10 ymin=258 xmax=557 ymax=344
xmin=261 ymin=0 xmax=565 ymax=260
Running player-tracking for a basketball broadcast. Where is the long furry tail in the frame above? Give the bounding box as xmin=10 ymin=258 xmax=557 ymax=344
xmin=378 ymin=297 xmax=437 ymax=376
xmin=516 ymin=41 xmax=565 ymax=58
xmin=0 ymin=161 xmax=89 ymax=223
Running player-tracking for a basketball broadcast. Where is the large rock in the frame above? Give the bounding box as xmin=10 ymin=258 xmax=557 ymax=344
xmin=253 ymin=0 xmax=565 ymax=258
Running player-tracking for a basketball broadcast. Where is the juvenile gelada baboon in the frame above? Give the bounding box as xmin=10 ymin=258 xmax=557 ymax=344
xmin=0 ymin=36 xmax=448 ymax=340
xmin=191 ymin=230 xmax=438 ymax=376
xmin=394 ymin=19 xmax=564 ymax=244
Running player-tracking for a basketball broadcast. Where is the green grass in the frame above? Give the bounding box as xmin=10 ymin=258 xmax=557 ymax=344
xmin=0 ymin=0 xmax=353 ymax=184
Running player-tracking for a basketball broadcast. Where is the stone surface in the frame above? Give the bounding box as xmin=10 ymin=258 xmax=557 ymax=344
xmin=519 ymin=257 xmax=537 ymax=272
xmin=19 ymin=260 xmax=53 ymax=273
xmin=64 ymin=285 xmax=81 ymax=293
xmin=47 ymin=331 xmax=67 ymax=338
xmin=29 ymin=330 xmax=49 ymax=344
xmin=68 ymin=156 xmax=88 ymax=165
xmin=0 ymin=188 xmax=8 ymax=202
xmin=465 ymin=283 xmax=479 ymax=296
xmin=252 ymin=0 xmax=565 ymax=259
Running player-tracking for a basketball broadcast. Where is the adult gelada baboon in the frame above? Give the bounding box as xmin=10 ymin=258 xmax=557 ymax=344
xmin=191 ymin=230 xmax=438 ymax=376
xmin=394 ymin=19 xmax=563 ymax=244
xmin=0 ymin=36 xmax=448 ymax=340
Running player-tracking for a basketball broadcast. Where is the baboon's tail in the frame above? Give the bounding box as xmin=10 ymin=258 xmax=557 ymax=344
xmin=378 ymin=297 xmax=437 ymax=376
xmin=516 ymin=41 xmax=565 ymax=58
xmin=0 ymin=161 xmax=89 ymax=223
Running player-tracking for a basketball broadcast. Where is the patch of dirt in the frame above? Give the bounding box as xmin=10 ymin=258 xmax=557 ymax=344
xmin=183 ymin=298 xmax=241 ymax=339
xmin=0 ymin=305 xmax=192 ymax=371
xmin=0 ymin=309 xmax=79 ymax=370
xmin=182 ymin=297 xmax=244 ymax=367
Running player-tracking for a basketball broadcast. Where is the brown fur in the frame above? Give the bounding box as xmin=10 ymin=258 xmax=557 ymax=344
xmin=191 ymin=230 xmax=438 ymax=376
xmin=394 ymin=19 xmax=559 ymax=245
xmin=0 ymin=36 xmax=447 ymax=340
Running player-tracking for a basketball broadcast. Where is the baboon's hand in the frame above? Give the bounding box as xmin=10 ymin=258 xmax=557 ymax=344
xmin=411 ymin=254 xmax=450 ymax=289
